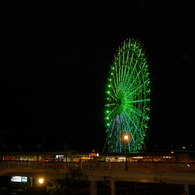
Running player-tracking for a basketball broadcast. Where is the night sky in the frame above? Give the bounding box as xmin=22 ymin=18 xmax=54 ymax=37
xmin=1 ymin=1 xmax=195 ymax=151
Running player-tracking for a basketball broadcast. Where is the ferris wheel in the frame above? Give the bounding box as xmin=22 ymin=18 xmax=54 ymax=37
xmin=103 ymin=38 xmax=151 ymax=154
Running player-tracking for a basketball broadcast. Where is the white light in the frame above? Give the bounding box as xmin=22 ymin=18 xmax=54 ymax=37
xmin=11 ymin=176 xmax=21 ymax=182
xmin=21 ymin=177 xmax=28 ymax=182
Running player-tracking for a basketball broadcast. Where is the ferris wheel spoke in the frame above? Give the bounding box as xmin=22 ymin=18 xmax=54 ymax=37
xmin=105 ymin=103 xmax=116 ymax=106
xmin=106 ymin=115 xmax=116 ymax=130
xmin=125 ymin=99 xmax=150 ymax=103
xmin=121 ymin=49 xmax=127 ymax=82
xmin=125 ymin=48 xmax=142 ymax=82
xmin=108 ymin=79 xmax=118 ymax=97
xmin=124 ymin=69 xmax=138 ymax=93
xmin=106 ymin=92 xmax=117 ymax=101
xmin=116 ymin=61 xmax=121 ymax=85
xmin=123 ymin=51 xmax=132 ymax=81
xmin=131 ymin=105 xmax=149 ymax=120
xmin=124 ymin=62 xmax=147 ymax=93
xmin=122 ymin=50 xmax=130 ymax=81
xmin=123 ymin=110 xmax=144 ymax=140
xmin=111 ymin=67 xmax=118 ymax=91
xmin=124 ymin=53 xmax=136 ymax=82
xmin=127 ymin=62 xmax=146 ymax=87
xmin=121 ymin=114 xmax=135 ymax=143
xmin=105 ymin=106 xmax=116 ymax=119
xmin=118 ymin=81 xmax=127 ymax=94
xmin=122 ymin=111 xmax=137 ymax=142
xmin=123 ymin=111 xmax=140 ymax=132
xmin=120 ymin=64 xmax=124 ymax=84
xmin=125 ymin=79 xmax=149 ymax=97
xmin=112 ymin=72 xmax=117 ymax=89
xmin=124 ymin=106 xmax=147 ymax=120
xmin=125 ymin=45 xmax=130 ymax=64
xmin=122 ymin=49 xmax=135 ymax=83
xmin=111 ymin=117 xmax=117 ymax=130
xmin=117 ymin=47 xmax=121 ymax=83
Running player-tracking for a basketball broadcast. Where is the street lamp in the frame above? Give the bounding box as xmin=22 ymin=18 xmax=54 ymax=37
xmin=123 ymin=135 xmax=129 ymax=141
xmin=123 ymin=134 xmax=129 ymax=171
xmin=38 ymin=178 xmax=44 ymax=184
xmin=36 ymin=177 xmax=46 ymax=189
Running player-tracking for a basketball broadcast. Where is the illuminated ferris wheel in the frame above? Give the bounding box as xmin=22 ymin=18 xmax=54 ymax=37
xmin=103 ymin=38 xmax=151 ymax=154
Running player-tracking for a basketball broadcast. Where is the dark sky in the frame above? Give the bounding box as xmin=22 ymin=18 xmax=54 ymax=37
xmin=0 ymin=1 xmax=195 ymax=151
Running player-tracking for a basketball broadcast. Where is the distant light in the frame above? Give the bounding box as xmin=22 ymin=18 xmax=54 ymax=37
xmin=11 ymin=176 xmax=27 ymax=183
xmin=56 ymin=155 xmax=64 ymax=158
xmin=182 ymin=146 xmax=186 ymax=149
xmin=163 ymin=156 xmax=172 ymax=159
xmin=11 ymin=176 xmax=21 ymax=182
xmin=132 ymin=156 xmax=143 ymax=159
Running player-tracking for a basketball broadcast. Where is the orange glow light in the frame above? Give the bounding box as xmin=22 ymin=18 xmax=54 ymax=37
xmin=124 ymin=135 xmax=129 ymax=140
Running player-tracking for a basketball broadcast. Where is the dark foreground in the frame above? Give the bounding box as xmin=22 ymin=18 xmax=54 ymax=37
xmin=0 ymin=181 xmax=193 ymax=195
